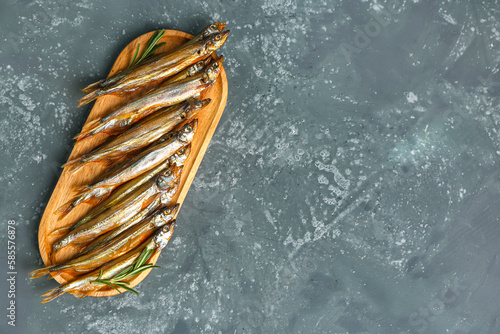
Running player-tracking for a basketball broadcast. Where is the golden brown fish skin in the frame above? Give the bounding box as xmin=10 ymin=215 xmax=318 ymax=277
xmin=75 ymin=54 xmax=222 ymax=142
xmin=84 ymin=120 xmax=195 ymax=191
xmin=78 ymin=30 xmax=229 ymax=107
xmin=55 ymin=121 xmax=196 ymax=218
xmin=33 ymin=206 xmax=178 ymax=279
xmin=52 ymin=149 xmax=187 ymax=241
xmin=87 ymin=122 xmax=195 ymax=190
xmin=164 ymin=58 xmax=212 ymax=84
xmin=76 ymin=77 xmax=204 ymax=141
xmin=79 ymin=169 xmax=181 ymax=256
xmin=179 ymin=22 xmax=227 ymax=49
xmin=94 ymin=22 xmax=226 ymax=90
xmin=51 ymin=165 xmax=182 ymax=255
xmin=64 ymin=145 xmax=190 ymax=233
xmin=40 ymin=224 xmax=175 ymax=303
xmin=63 ymin=99 xmax=209 ymax=173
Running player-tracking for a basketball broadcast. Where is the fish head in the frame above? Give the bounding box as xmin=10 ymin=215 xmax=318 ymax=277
xmin=179 ymin=119 xmax=197 ymax=143
xmin=156 ymin=170 xmax=172 ymax=190
xmin=171 ymin=164 xmax=183 ymax=182
xmin=153 ymin=221 xmax=176 ymax=249
xmin=203 ymin=56 xmax=223 ymax=83
xmin=182 ymin=98 xmax=211 ymax=120
xmin=187 ymin=60 xmax=206 ymax=76
xmin=163 ymin=204 xmax=180 ymax=217
xmin=157 ymin=165 xmax=183 ymax=190
xmin=154 ymin=204 xmax=179 ymax=226
xmin=190 ymin=98 xmax=211 ymax=111
xmin=204 ymin=30 xmax=229 ymax=54
xmin=202 ymin=22 xmax=227 ymax=38
xmin=198 ymin=23 xmax=227 ymax=45
xmin=158 ymin=131 xmax=175 ymax=143
xmin=169 ymin=144 xmax=191 ymax=166
xmin=159 ymin=182 xmax=180 ymax=205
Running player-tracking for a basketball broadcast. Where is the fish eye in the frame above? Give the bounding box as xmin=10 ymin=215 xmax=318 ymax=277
xmin=178 ymin=148 xmax=185 ymax=154
xmin=184 ymin=125 xmax=192 ymax=132
xmin=157 ymin=177 xmax=169 ymax=189
xmin=210 ymin=24 xmax=216 ymax=30
xmin=215 ymin=35 xmax=221 ymax=41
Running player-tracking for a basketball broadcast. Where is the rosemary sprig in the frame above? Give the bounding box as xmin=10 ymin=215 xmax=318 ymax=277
xmin=129 ymin=29 xmax=166 ymax=68
xmin=94 ymin=248 xmax=160 ymax=295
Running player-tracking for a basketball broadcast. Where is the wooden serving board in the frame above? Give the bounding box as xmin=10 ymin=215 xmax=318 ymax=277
xmin=37 ymin=29 xmax=228 ymax=297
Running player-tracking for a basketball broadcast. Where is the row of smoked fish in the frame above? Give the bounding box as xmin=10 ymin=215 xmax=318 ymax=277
xmin=31 ymin=23 xmax=229 ymax=302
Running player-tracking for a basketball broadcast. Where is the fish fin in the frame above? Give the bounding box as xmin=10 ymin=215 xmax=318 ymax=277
xmin=81 ymin=79 xmax=104 ymax=94
xmin=41 ymin=287 xmax=65 ymax=303
xmin=83 ymin=194 xmax=106 ymax=207
xmin=53 ymin=200 xmax=76 ymax=220
xmin=56 ymin=185 xmax=100 ymax=216
xmin=141 ymin=193 xmax=161 ymax=210
xmin=48 ymin=225 xmax=71 ymax=237
xmin=29 ymin=267 xmax=52 ymax=279
xmin=78 ymin=88 xmax=101 ymax=108
xmin=96 ymin=157 xmax=118 ymax=167
xmin=72 ymin=291 xmax=91 ymax=299
xmin=54 ymin=189 xmax=89 ymax=218
xmin=48 ymin=251 xmax=56 ymax=264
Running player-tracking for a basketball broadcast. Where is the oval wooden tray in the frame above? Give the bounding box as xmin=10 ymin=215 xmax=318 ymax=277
xmin=37 ymin=29 xmax=228 ymax=297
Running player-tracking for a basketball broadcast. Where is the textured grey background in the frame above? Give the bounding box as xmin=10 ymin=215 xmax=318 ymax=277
xmin=1 ymin=0 xmax=500 ymax=333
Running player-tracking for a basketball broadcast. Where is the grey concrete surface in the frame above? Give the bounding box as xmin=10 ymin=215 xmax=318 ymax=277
xmin=1 ymin=0 xmax=500 ymax=333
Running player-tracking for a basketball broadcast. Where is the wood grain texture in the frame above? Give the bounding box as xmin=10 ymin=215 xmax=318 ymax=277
xmin=37 ymin=29 xmax=228 ymax=297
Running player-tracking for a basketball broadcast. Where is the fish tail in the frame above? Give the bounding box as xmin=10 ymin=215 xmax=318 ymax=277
xmin=55 ymin=186 xmax=102 ymax=220
xmin=48 ymin=225 xmax=71 ymax=237
xmin=29 ymin=267 xmax=52 ymax=279
xmin=61 ymin=157 xmax=79 ymax=169
xmin=73 ymin=118 xmax=100 ymax=141
xmin=93 ymin=157 xmax=118 ymax=168
xmin=66 ymin=161 xmax=85 ymax=174
xmin=78 ymin=89 xmax=101 ymax=108
xmin=71 ymin=290 xmax=91 ymax=299
xmin=54 ymin=197 xmax=79 ymax=219
xmin=48 ymin=251 xmax=56 ymax=264
xmin=40 ymin=287 xmax=65 ymax=303
xmin=61 ymin=155 xmax=88 ymax=171
xmin=81 ymin=79 xmax=104 ymax=94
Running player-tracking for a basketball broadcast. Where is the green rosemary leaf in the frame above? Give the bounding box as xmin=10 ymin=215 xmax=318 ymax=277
xmin=95 ymin=280 xmax=122 ymax=294
xmin=94 ymin=248 xmax=160 ymax=295
xmin=129 ymin=43 xmax=141 ymax=68
xmin=117 ymin=284 xmax=138 ymax=295
xmin=149 ymin=42 xmax=166 ymax=54
xmin=126 ymin=264 xmax=161 ymax=279
xmin=93 ymin=247 xmax=160 ymax=296
xmin=117 ymin=281 xmax=131 ymax=285
xmin=128 ymin=29 xmax=165 ymax=67
xmin=114 ymin=266 xmax=134 ymax=281
xmin=97 ymin=268 xmax=104 ymax=280
xmin=134 ymin=29 xmax=166 ymax=65
xmin=133 ymin=248 xmax=151 ymax=271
